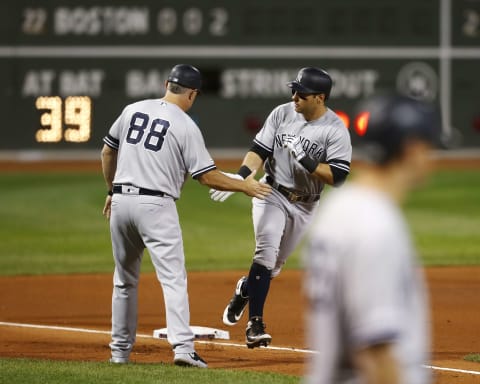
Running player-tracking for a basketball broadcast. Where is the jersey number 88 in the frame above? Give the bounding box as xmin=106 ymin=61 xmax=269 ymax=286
xmin=126 ymin=112 xmax=170 ymax=152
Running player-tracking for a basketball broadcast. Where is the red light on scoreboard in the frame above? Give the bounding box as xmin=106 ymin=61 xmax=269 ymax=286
xmin=244 ymin=115 xmax=263 ymax=134
xmin=473 ymin=115 xmax=480 ymax=132
xmin=335 ymin=110 xmax=350 ymax=129
xmin=354 ymin=112 xmax=370 ymax=137
xmin=335 ymin=110 xmax=371 ymax=136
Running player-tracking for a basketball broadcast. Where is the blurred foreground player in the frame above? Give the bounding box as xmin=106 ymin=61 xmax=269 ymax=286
xmin=303 ymin=93 xmax=440 ymax=384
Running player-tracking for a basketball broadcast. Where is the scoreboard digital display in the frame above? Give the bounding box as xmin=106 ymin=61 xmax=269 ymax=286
xmin=2 ymin=1 xmax=440 ymax=46
xmin=0 ymin=0 xmax=479 ymax=151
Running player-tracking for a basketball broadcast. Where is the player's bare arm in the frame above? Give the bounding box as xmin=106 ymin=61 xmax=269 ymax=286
xmin=208 ymin=151 xmax=267 ymax=202
xmin=309 ymin=163 xmax=335 ymax=185
xmin=240 ymin=151 xmax=265 ymax=175
xmin=198 ymin=169 xmax=271 ymax=199
xmin=101 ymin=144 xmax=117 ymax=189
xmin=101 ymin=144 xmax=118 ymax=219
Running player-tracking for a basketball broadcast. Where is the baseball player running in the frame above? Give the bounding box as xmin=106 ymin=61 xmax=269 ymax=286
xmin=210 ymin=67 xmax=352 ymax=348
xmin=101 ymin=64 xmax=271 ymax=367
xmin=303 ymin=93 xmax=440 ymax=384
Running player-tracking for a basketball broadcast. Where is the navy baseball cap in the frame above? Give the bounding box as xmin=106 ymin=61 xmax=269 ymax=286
xmin=287 ymin=67 xmax=332 ymax=99
xmin=167 ymin=64 xmax=202 ymax=90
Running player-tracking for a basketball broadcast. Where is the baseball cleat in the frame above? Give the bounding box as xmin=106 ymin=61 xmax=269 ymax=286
xmin=223 ymin=276 xmax=249 ymax=326
xmin=174 ymin=352 xmax=208 ymax=368
xmin=245 ymin=316 xmax=272 ymax=349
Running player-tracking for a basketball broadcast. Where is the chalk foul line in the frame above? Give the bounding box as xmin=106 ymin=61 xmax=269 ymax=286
xmin=1 ymin=321 xmax=479 ymax=376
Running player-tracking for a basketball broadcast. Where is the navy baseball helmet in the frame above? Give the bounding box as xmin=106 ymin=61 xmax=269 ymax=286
xmin=287 ymin=67 xmax=333 ymax=99
xmin=355 ymin=93 xmax=441 ymax=164
xmin=167 ymin=64 xmax=202 ymax=90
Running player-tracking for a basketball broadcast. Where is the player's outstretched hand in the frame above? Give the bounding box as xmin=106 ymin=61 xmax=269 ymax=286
xmin=284 ymin=137 xmax=306 ymax=161
xmin=243 ymin=170 xmax=272 ymax=199
xmin=209 ymin=172 xmax=243 ymax=202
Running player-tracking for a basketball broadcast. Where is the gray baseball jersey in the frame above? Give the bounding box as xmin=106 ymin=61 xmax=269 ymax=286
xmin=303 ymin=184 xmax=431 ymax=384
xmin=251 ymin=101 xmax=352 ymax=276
xmin=254 ymin=102 xmax=352 ymax=196
xmin=103 ymin=98 xmax=215 ymax=360
xmin=104 ymin=99 xmax=215 ymax=199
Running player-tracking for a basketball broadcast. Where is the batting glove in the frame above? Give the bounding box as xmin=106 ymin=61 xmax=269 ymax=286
xmin=209 ymin=172 xmax=244 ymax=202
xmin=284 ymin=137 xmax=306 ymax=161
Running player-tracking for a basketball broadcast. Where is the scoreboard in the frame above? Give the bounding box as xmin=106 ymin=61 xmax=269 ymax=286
xmin=0 ymin=0 xmax=479 ymax=151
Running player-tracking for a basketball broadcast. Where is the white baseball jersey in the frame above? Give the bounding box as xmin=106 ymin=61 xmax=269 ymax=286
xmin=104 ymin=99 xmax=215 ymax=199
xmin=254 ymin=102 xmax=352 ymax=195
xmin=303 ymin=184 xmax=431 ymax=384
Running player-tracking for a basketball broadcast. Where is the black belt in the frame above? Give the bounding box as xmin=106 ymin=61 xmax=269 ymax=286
xmin=113 ymin=184 xmax=165 ymax=197
xmin=266 ymin=176 xmax=319 ymax=203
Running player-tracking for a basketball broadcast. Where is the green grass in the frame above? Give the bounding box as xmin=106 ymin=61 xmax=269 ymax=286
xmin=404 ymin=170 xmax=480 ymax=265
xmin=464 ymin=353 xmax=480 ymax=363
xmin=0 ymin=172 xmax=114 ymax=275
xmin=0 ymin=358 xmax=300 ymax=384
xmin=0 ymin=169 xmax=479 ymax=276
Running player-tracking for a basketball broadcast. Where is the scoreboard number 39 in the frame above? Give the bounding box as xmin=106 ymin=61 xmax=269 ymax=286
xmin=35 ymin=96 xmax=92 ymax=143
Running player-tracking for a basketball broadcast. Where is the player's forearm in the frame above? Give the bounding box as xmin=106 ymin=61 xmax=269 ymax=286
xmin=101 ymin=144 xmax=117 ymax=190
xmin=213 ymin=151 xmax=264 ymax=182
xmin=241 ymin=151 xmax=264 ymax=174
xmin=310 ymin=162 xmax=334 ymax=185
xmin=198 ymin=169 xmax=246 ymax=191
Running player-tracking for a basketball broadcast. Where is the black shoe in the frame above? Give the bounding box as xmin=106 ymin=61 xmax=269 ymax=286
xmin=246 ymin=316 xmax=272 ymax=349
xmin=222 ymin=276 xmax=249 ymax=326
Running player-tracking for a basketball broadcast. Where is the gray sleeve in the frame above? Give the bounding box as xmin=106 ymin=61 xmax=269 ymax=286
xmin=183 ymin=119 xmax=216 ymax=178
xmin=103 ymin=108 xmax=127 ymax=150
xmin=253 ymin=105 xmax=283 ymax=152
xmin=326 ymin=123 xmax=352 ymax=176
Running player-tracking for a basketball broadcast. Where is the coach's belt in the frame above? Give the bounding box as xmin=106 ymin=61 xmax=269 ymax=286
xmin=113 ymin=184 xmax=165 ymax=197
xmin=266 ymin=176 xmax=319 ymax=203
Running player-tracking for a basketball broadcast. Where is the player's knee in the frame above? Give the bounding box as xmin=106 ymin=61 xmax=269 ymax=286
xmin=252 ymin=256 xmax=275 ymax=271
xmin=252 ymin=247 xmax=277 ymax=270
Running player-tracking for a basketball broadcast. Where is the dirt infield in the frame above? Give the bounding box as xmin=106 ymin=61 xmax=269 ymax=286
xmin=1 ymin=268 xmax=479 ymax=383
